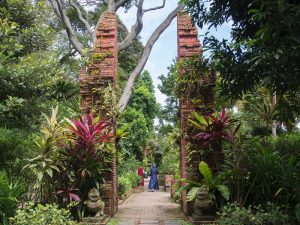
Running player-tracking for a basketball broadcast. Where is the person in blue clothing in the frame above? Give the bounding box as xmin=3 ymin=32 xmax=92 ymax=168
xmin=148 ymin=163 xmax=159 ymax=192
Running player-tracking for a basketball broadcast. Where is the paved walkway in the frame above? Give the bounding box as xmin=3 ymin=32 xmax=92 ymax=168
xmin=113 ymin=178 xmax=186 ymax=225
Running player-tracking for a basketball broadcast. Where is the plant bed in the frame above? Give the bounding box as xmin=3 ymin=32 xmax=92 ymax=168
xmin=81 ymin=215 xmax=110 ymax=225
xmin=125 ymin=189 xmax=133 ymax=198
xmin=188 ymin=217 xmax=218 ymax=225
xmin=133 ymin=186 xmax=144 ymax=193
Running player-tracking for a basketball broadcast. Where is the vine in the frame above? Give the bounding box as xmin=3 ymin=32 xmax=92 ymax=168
xmin=174 ymin=55 xmax=216 ymax=104
xmin=92 ymin=83 xmax=121 ymax=119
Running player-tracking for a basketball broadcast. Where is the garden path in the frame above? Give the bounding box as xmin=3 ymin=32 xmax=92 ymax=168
xmin=112 ymin=178 xmax=186 ymax=225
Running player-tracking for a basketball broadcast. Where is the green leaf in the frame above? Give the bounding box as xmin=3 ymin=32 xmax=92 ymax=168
xmin=46 ymin=168 xmax=53 ymax=178
xmin=37 ymin=171 xmax=43 ymax=181
xmin=49 ymin=165 xmax=60 ymax=172
xmin=187 ymin=187 xmax=200 ymax=202
xmin=216 ymin=184 xmax=230 ymax=201
xmin=188 ymin=119 xmax=206 ymax=130
xmin=193 ymin=112 xmax=208 ymax=126
xmin=199 ymin=161 xmax=213 ymax=186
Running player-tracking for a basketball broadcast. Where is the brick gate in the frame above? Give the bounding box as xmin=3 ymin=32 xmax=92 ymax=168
xmin=79 ymin=11 xmax=215 ymax=217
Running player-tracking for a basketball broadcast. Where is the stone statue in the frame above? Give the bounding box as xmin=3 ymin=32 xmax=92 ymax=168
xmin=84 ymin=187 xmax=105 ymax=217
xmin=192 ymin=185 xmax=213 ymax=220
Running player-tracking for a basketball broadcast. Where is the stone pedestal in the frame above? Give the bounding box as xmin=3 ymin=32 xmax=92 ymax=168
xmin=82 ymin=215 xmax=110 ymax=225
xmin=188 ymin=216 xmax=217 ymax=225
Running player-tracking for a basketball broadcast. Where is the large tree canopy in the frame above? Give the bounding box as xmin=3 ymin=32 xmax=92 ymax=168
xmin=47 ymin=0 xmax=184 ymax=111
xmin=184 ymin=0 xmax=300 ymax=98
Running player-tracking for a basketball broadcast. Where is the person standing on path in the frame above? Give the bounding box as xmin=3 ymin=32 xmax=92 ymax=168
xmin=137 ymin=166 xmax=144 ymax=188
xmin=148 ymin=163 xmax=159 ymax=192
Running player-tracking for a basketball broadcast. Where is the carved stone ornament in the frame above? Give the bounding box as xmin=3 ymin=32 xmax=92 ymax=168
xmin=84 ymin=187 xmax=105 ymax=217
xmin=192 ymin=185 xmax=213 ymax=220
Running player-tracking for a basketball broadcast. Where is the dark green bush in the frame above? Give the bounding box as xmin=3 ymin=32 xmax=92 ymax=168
xmin=217 ymin=202 xmax=290 ymax=225
xmin=0 ymin=171 xmax=25 ymax=224
xmin=0 ymin=128 xmax=35 ymax=177
xmin=223 ymin=134 xmax=300 ymax=222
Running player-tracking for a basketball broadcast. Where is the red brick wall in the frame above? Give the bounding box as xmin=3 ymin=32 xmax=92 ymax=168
xmin=177 ymin=13 xmax=215 ymax=215
xmin=177 ymin=12 xmax=202 ymax=215
xmin=79 ymin=12 xmax=118 ymax=217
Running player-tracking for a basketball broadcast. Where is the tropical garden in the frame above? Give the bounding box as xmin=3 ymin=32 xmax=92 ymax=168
xmin=0 ymin=0 xmax=299 ymax=224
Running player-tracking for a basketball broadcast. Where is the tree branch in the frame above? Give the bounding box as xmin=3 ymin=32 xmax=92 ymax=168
xmin=144 ymin=0 xmax=166 ymax=12
xmin=69 ymin=0 xmax=93 ymax=35
xmin=49 ymin=0 xmax=86 ymax=55
xmin=118 ymin=4 xmax=184 ymax=112
xmin=118 ymin=0 xmax=144 ymax=51
xmin=115 ymin=0 xmax=131 ymax=9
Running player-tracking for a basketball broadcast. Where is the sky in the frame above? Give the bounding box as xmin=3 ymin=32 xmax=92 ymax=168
xmin=117 ymin=0 xmax=232 ymax=107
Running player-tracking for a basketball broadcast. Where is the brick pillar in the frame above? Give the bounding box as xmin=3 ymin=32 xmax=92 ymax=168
xmin=79 ymin=12 xmax=118 ymax=217
xmin=177 ymin=13 xmax=215 ymax=215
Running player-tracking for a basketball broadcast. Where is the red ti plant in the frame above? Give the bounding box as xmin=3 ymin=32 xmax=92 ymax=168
xmin=62 ymin=114 xmax=113 ymax=186
xmin=65 ymin=114 xmax=113 ymax=160
xmin=189 ymin=110 xmax=240 ymax=148
xmin=56 ymin=186 xmax=81 ymax=206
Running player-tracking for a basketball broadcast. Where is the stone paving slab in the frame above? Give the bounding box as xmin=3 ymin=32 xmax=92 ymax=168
xmin=113 ymin=179 xmax=186 ymax=225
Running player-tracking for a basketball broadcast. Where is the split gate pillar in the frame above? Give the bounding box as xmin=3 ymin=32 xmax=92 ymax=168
xmin=177 ymin=13 xmax=215 ymax=215
xmin=80 ymin=12 xmax=118 ymax=216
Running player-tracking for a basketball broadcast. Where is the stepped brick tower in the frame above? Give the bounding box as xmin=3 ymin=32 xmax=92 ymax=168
xmin=177 ymin=13 xmax=215 ymax=215
xmin=79 ymin=12 xmax=118 ymax=216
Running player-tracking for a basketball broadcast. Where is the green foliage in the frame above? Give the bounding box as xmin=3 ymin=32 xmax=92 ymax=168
xmin=23 ymin=106 xmax=63 ymax=202
xmin=158 ymin=129 xmax=180 ymax=175
xmin=93 ymin=84 xmax=121 ymax=119
xmin=217 ymin=203 xmax=290 ymax=225
xmin=174 ymin=56 xmax=214 ymax=101
xmin=119 ymin=71 xmax=158 ymax=160
xmin=129 ymin=70 xmax=159 ymax=131
xmin=223 ymin=134 xmax=300 ymax=221
xmin=184 ymin=0 xmax=300 ymax=98
xmin=0 ymin=0 xmax=78 ymax=130
xmin=158 ymin=61 xmax=179 ymax=128
xmin=119 ymin=107 xmax=149 ymax=160
xmin=0 ymin=51 xmax=77 ymax=129
xmin=118 ymin=156 xmax=140 ymax=176
xmin=118 ymin=175 xmax=131 ymax=199
xmin=117 ymin=172 xmax=141 ymax=200
xmin=199 ymin=161 xmax=229 ymax=201
xmin=0 ymin=171 xmax=25 ymax=224
xmin=183 ymin=161 xmax=229 ymax=210
xmin=0 ymin=128 xmax=35 ymax=177
xmin=12 ymin=203 xmax=76 ymax=225
xmin=0 ymin=0 xmax=55 ymax=60
xmin=107 ymin=219 xmax=119 ymax=225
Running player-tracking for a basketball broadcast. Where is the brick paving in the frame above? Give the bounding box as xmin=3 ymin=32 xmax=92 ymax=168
xmin=113 ymin=178 xmax=186 ymax=225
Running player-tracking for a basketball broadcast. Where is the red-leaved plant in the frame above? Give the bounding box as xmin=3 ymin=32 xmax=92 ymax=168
xmin=65 ymin=114 xmax=113 ymax=161
xmin=189 ymin=110 xmax=240 ymax=147
xmin=56 ymin=186 xmax=81 ymax=205
xmin=62 ymin=114 xmax=113 ymax=186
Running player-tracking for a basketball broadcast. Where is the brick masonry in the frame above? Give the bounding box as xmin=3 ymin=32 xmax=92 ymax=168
xmin=177 ymin=13 xmax=215 ymax=215
xmin=79 ymin=12 xmax=118 ymax=217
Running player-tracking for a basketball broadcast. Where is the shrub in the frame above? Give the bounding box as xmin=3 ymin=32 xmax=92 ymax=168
xmin=223 ymin=134 xmax=300 ymax=222
xmin=12 ymin=203 xmax=76 ymax=225
xmin=118 ymin=156 xmax=140 ymax=176
xmin=0 ymin=128 xmax=35 ymax=177
xmin=0 ymin=171 xmax=25 ymax=224
xmin=127 ymin=172 xmax=141 ymax=188
xmin=217 ymin=202 xmax=290 ymax=225
xmin=118 ymin=176 xmax=131 ymax=199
